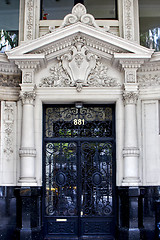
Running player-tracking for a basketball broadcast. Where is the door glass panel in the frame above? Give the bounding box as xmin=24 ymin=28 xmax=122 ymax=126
xmin=45 ymin=142 xmax=77 ymax=216
xmin=44 ymin=106 xmax=113 ymax=138
xmin=81 ymin=142 xmax=113 ymax=217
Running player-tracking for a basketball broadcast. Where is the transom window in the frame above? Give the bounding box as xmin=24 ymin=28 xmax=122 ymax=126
xmin=41 ymin=0 xmax=117 ymax=20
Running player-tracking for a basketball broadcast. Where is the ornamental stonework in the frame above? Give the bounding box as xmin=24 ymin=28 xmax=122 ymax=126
xmin=123 ymin=0 xmax=134 ymax=41
xmin=0 ymin=73 xmax=21 ymax=87
xmin=26 ymin=0 xmax=34 ymax=41
xmin=138 ymin=73 xmax=160 ymax=88
xmin=39 ymin=37 xmax=121 ymax=92
xmin=20 ymin=91 xmax=36 ymax=105
xmin=123 ymin=91 xmax=138 ymax=105
xmin=60 ymin=3 xmax=108 ymax=32
xmin=2 ymin=102 xmax=16 ymax=162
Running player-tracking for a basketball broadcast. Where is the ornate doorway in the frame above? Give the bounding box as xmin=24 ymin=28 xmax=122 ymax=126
xmin=43 ymin=104 xmax=116 ymax=239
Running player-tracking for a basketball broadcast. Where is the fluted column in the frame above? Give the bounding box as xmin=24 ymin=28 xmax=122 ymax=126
xmin=18 ymin=90 xmax=36 ymax=184
xmin=122 ymin=91 xmax=140 ymax=184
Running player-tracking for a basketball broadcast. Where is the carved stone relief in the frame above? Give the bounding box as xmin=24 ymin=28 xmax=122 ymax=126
xmin=25 ymin=0 xmax=34 ymax=41
xmin=123 ymin=0 xmax=134 ymax=41
xmin=2 ymin=102 xmax=16 ymax=162
xmin=39 ymin=37 xmax=121 ymax=92
xmin=123 ymin=91 xmax=138 ymax=105
xmin=23 ymin=72 xmax=32 ymax=83
xmin=138 ymin=73 xmax=160 ymax=88
xmin=60 ymin=3 xmax=109 ymax=32
xmin=20 ymin=91 xmax=36 ymax=105
xmin=0 ymin=73 xmax=21 ymax=87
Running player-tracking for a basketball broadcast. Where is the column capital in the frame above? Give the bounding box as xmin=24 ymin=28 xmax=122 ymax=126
xmin=123 ymin=91 xmax=138 ymax=105
xmin=20 ymin=90 xmax=36 ymax=105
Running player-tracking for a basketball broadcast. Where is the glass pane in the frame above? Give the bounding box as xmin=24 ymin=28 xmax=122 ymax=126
xmin=81 ymin=142 xmax=113 ymax=216
xmin=41 ymin=0 xmax=117 ymax=20
xmin=45 ymin=142 xmax=77 ymax=216
xmin=42 ymin=0 xmax=73 ymax=20
xmin=0 ymin=0 xmax=19 ymax=31
xmin=0 ymin=0 xmax=19 ymax=52
xmin=44 ymin=106 xmax=113 ymax=138
xmin=139 ymin=0 xmax=160 ymax=51
xmin=84 ymin=0 xmax=117 ymax=19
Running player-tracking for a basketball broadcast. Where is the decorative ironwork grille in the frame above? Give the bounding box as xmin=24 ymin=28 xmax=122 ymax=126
xmin=43 ymin=105 xmax=116 ymax=238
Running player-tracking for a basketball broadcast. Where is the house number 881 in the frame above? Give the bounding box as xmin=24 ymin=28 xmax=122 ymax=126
xmin=73 ymin=119 xmax=85 ymax=125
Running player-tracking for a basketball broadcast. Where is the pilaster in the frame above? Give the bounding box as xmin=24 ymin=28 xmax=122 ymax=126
xmin=19 ymin=0 xmax=40 ymax=43
xmin=119 ymin=59 xmax=144 ymax=186
xmin=0 ymin=101 xmax=17 ymax=185
xmin=14 ymin=60 xmax=41 ymax=186
xmin=121 ymin=0 xmax=139 ymax=43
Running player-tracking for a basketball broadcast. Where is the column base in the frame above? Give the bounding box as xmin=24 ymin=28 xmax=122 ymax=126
xmin=18 ymin=178 xmax=37 ymax=186
xmin=122 ymin=177 xmax=141 ymax=186
xmin=14 ymin=187 xmax=42 ymax=240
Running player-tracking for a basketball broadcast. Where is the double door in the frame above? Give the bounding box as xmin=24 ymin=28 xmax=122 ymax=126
xmin=43 ymin=105 xmax=116 ymax=239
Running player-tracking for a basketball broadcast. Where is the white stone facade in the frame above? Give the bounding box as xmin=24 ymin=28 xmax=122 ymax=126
xmin=0 ymin=1 xmax=160 ymax=188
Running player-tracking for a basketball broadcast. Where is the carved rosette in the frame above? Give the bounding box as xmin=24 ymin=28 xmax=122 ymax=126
xmin=2 ymin=102 xmax=16 ymax=162
xmin=20 ymin=91 xmax=36 ymax=105
xmin=123 ymin=91 xmax=138 ymax=105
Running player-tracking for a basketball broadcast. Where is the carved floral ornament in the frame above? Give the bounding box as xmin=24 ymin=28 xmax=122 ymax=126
xmin=58 ymin=3 xmax=109 ymax=32
xmin=123 ymin=91 xmax=138 ymax=105
xmin=3 ymin=102 xmax=15 ymax=161
xmin=137 ymin=73 xmax=160 ymax=88
xmin=39 ymin=37 xmax=121 ymax=92
xmin=19 ymin=91 xmax=36 ymax=105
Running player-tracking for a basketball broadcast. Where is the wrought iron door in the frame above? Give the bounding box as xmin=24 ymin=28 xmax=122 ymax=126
xmin=43 ymin=105 xmax=116 ymax=240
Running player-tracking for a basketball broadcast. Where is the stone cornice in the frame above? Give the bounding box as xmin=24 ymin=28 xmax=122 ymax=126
xmin=0 ymin=54 xmax=20 ymax=74
xmin=7 ymin=54 xmax=46 ymax=71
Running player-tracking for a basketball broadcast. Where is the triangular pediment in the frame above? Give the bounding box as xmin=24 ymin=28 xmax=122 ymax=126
xmin=7 ymin=4 xmax=153 ymax=62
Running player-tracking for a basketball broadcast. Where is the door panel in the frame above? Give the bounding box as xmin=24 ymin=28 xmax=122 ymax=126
xmin=43 ymin=105 xmax=116 ymax=239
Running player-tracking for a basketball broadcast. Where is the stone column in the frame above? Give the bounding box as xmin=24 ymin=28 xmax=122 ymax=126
xmin=120 ymin=62 xmax=142 ymax=185
xmin=19 ymin=90 xmax=36 ymax=184
xmin=122 ymin=91 xmax=140 ymax=184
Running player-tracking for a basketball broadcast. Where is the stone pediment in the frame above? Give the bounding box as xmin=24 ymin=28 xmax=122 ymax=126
xmin=7 ymin=4 xmax=153 ymax=61
xmin=6 ymin=4 xmax=154 ymax=92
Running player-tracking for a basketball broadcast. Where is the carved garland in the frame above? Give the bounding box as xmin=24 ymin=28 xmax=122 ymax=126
xmin=138 ymin=74 xmax=160 ymax=88
xmin=39 ymin=38 xmax=121 ymax=92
